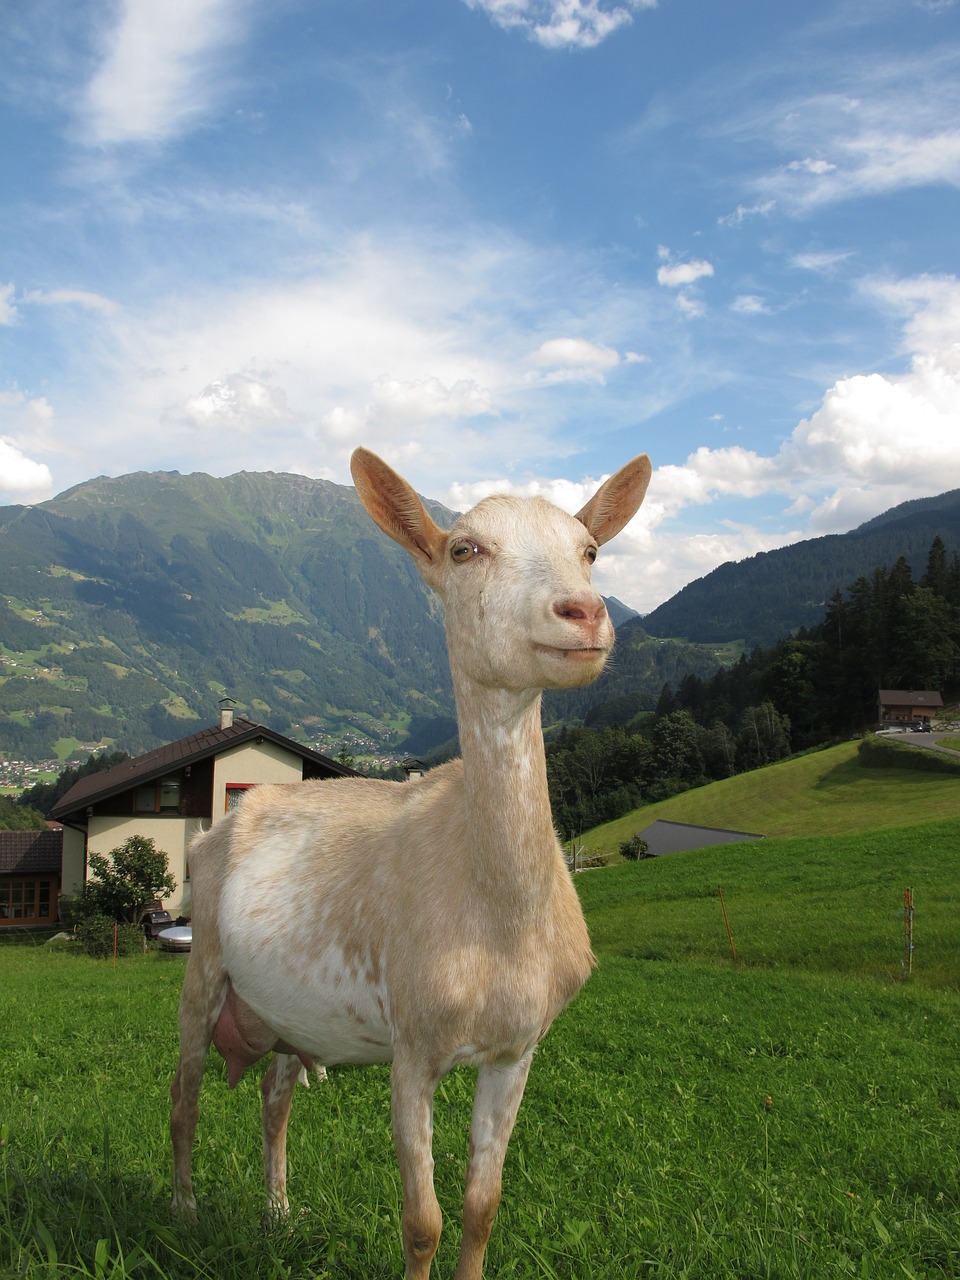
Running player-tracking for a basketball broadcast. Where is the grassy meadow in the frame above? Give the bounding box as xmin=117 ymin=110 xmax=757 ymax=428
xmin=2 ymin=751 xmax=959 ymax=1278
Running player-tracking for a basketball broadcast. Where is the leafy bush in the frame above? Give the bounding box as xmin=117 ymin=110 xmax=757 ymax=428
xmin=85 ymin=835 xmax=177 ymax=924
xmin=618 ymin=833 xmax=650 ymax=860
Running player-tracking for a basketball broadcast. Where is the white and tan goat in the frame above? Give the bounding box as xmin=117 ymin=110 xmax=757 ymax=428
xmin=170 ymin=446 xmax=652 ymax=1279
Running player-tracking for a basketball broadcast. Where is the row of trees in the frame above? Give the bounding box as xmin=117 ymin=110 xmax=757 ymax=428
xmin=546 ymin=700 xmax=790 ymax=839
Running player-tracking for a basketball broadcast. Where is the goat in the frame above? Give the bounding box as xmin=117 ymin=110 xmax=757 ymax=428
xmin=170 ymin=446 xmax=652 ymax=1279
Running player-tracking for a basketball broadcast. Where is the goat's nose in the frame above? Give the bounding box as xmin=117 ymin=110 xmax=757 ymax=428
xmin=553 ymin=594 xmax=607 ymax=623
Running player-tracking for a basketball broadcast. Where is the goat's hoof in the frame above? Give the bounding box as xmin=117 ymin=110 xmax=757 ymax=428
xmin=170 ymin=1196 xmax=198 ymax=1224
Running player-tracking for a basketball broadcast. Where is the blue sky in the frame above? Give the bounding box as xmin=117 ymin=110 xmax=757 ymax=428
xmin=2 ymin=0 xmax=959 ymax=611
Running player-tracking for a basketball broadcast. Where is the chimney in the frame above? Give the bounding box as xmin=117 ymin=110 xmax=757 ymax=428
xmin=219 ymin=698 xmax=236 ymax=730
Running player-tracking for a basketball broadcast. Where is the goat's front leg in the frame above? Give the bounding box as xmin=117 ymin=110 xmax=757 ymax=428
xmin=454 ymin=1054 xmax=534 ymax=1280
xmin=392 ymin=1053 xmax=443 ymax=1280
xmin=261 ymin=1052 xmax=307 ymax=1217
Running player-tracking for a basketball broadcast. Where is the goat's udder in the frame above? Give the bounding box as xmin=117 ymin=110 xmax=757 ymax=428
xmin=213 ymin=983 xmax=315 ymax=1088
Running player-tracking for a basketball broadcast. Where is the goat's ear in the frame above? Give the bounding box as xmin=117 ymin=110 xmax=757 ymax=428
xmin=575 ymin=454 xmax=652 ymax=547
xmin=351 ymin=448 xmax=448 ymax=577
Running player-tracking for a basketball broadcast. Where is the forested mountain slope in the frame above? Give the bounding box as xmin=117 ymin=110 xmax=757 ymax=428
xmin=0 ymin=470 xmax=453 ymax=760
xmin=642 ymin=489 xmax=960 ymax=646
xmin=0 ymin=469 xmax=716 ymax=763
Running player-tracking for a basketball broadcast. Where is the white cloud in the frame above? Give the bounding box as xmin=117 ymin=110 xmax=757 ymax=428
xmin=0 ymin=437 xmax=54 ymax=503
xmin=182 ymin=374 xmax=291 ymax=431
xmin=0 ymin=284 xmax=17 ymax=326
xmin=80 ymin=0 xmax=246 ymax=145
xmin=790 ymin=249 xmax=853 ymax=274
xmin=717 ymin=200 xmax=775 ymax=228
xmin=463 ymin=0 xmax=655 ymax=50
xmin=731 ymin=294 xmax=771 ymax=315
xmin=526 ymin=336 xmax=622 ymax=383
xmin=748 ymin=49 xmax=960 ymax=212
xmin=645 ymin=274 xmax=960 ymax=542
xmin=22 ymin=288 xmax=120 ymax=316
xmin=656 ymin=256 xmax=714 ymax=288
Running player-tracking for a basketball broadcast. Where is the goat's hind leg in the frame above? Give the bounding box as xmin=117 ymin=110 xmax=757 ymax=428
xmin=261 ymin=1051 xmax=306 ymax=1218
xmin=170 ymin=954 xmax=227 ymax=1220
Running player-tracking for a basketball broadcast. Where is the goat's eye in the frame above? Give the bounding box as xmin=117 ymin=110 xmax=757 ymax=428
xmin=585 ymin=545 xmax=598 ymax=565
xmin=450 ymin=539 xmax=480 ymax=563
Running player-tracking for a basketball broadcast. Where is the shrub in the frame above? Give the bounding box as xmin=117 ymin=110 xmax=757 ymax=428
xmin=75 ymin=914 xmax=144 ymax=959
xmin=618 ymin=833 xmax=651 ymax=861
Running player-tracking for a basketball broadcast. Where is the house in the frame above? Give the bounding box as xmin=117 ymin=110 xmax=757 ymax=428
xmin=877 ymin=689 xmax=944 ymax=728
xmin=0 ymin=826 xmax=64 ymax=927
xmin=50 ymin=710 xmax=357 ymax=916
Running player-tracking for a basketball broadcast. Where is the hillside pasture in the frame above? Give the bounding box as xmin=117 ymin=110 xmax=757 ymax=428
xmin=2 ymin=808 xmax=959 ymax=1277
xmin=582 ymin=739 xmax=960 ymax=853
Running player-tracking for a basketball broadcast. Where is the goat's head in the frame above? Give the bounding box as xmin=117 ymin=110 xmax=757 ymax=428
xmin=351 ymin=448 xmax=651 ymax=692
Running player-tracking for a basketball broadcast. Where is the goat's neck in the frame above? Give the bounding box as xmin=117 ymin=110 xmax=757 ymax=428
xmin=453 ymin=674 xmax=558 ymax=916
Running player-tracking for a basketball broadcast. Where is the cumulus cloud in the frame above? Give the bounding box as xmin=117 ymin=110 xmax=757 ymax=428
xmin=182 ymin=374 xmax=291 ymax=430
xmin=526 ymin=336 xmax=623 ymax=383
xmin=647 ymin=273 xmax=960 ymax=534
xmin=463 ymin=0 xmax=655 ymax=50
xmin=656 ymin=256 xmax=715 ymax=288
xmin=0 ymin=437 xmax=54 ymax=503
xmin=80 ymin=0 xmax=246 ymax=145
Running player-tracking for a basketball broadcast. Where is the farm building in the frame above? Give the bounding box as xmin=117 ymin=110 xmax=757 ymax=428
xmin=877 ymin=689 xmax=943 ymax=727
xmin=50 ymin=709 xmax=355 ymax=917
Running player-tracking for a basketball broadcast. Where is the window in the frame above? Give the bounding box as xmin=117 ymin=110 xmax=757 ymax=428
xmin=225 ymin=783 xmax=255 ymax=813
xmin=134 ymin=774 xmax=182 ymax=814
xmin=0 ymin=877 xmax=56 ymax=925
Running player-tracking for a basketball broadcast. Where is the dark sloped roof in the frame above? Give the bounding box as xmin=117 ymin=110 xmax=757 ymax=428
xmin=0 ymin=828 xmax=63 ymax=875
xmin=51 ymin=718 xmax=355 ymax=821
xmin=639 ymin=819 xmax=764 ymax=858
xmin=878 ymin=690 xmax=943 ymax=707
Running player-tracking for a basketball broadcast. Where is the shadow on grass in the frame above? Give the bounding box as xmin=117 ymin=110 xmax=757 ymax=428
xmin=1 ymin=1156 xmax=400 ymax=1280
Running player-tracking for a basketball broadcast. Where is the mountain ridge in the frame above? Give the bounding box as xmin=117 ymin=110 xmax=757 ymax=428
xmin=642 ymin=488 xmax=960 ymax=646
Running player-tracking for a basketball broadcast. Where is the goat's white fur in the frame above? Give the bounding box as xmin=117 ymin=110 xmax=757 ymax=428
xmin=170 ymin=446 xmax=652 ymax=1279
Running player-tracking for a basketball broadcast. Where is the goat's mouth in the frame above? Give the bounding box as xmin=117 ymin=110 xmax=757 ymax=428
xmin=535 ymin=644 xmax=609 ymax=663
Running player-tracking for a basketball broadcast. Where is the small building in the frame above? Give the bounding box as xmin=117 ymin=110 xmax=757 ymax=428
xmin=50 ymin=711 xmax=356 ymax=916
xmin=0 ymin=827 xmax=64 ymax=927
xmin=877 ymin=689 xmax=943 ymax=728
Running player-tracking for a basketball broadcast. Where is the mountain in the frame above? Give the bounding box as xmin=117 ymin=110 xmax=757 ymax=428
xmin=642 ymin=489 xmax=960 ymax=647
xmin=0 ymin=470 xmax=453 ymax=762
xmin=0 ymin=469 xmax=716 ymax=764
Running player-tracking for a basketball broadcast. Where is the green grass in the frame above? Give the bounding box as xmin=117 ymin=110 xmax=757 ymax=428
xmin=2 ymin=762 xmax=960 ymax=1277
xmin=582 ymin=740 xmax=960 ymax=855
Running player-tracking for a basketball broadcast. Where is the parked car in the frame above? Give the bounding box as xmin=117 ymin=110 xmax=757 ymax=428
xmin=914 ymin=722 xmax=933 ymax=732
xmin=140 ymin=909 xmax=173 ymax=939
xmin=158 ymin=925 xmax=192 ymax=953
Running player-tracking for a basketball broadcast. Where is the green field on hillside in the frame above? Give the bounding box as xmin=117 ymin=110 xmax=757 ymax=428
xmin=583 ymin=739 xmax=960 ymax=853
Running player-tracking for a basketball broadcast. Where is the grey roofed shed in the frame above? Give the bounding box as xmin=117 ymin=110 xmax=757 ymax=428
xmin=639 ymin=819 xmax=764 ymax=857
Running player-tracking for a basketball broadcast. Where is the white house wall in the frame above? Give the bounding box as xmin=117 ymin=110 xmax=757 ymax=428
xmin=86 ymin=815 xmax=198 ymax=917
xmin=211 ymin=739 xmax=304 ymax=819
